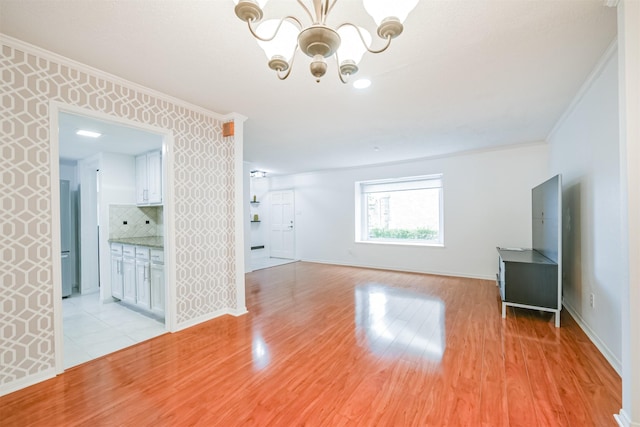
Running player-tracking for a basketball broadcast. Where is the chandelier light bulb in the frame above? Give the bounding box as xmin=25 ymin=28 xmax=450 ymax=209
xmin=256 ymin=19 xmax=298 ymax=64
xmin=337 ymin=25 xmax=372 ymax=66
xmin=362 ymin=0 xmax=419 ymax=26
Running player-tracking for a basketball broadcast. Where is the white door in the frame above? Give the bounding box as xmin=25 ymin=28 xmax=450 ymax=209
xmin=270 ymin=190 xmax=295 ymax=259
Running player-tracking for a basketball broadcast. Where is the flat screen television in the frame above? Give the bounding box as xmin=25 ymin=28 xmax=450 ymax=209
xmin=532 ymin=174 xmax=562 ymax=263
xmin=532 ymin=174 xmax=562 ymax=309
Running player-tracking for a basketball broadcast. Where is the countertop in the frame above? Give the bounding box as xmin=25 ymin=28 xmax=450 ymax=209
xmin=109 ymin=236 xmax=164 ymax=248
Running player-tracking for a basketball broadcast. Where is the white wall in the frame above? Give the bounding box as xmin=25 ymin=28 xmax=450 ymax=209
xmin=59 ymin=161 xmax=78 ymax=190
xmin=269 ymin=143 xmax=549 ymax=280
xmin=548 ymin=45 xmax=622 ymax=371
xmin=243 ymin=162 xmax=252 ymax=273
xmin=98 ymin=152 xmax=136 ymax=301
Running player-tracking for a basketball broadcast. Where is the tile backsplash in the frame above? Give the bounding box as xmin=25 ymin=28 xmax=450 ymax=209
xmin=109 ymin=204 xmax=163 ymax=239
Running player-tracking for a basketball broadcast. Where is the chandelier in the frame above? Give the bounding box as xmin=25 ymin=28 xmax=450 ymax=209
xmin=232 ymin=0 xmax=418 ymax=83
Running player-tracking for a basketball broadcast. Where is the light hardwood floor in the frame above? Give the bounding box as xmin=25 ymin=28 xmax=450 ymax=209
xmin=1 ymin=262 xmax=621 ymax=426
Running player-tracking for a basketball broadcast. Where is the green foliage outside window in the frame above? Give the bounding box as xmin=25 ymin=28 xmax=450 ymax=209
xmin=368 ymin=227 xmax=438 ymax=240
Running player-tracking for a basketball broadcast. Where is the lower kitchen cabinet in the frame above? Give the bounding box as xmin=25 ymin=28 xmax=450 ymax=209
xmin=135 ymin=260 xmax=151 ymax=310
xmin=109 ymin=241 xmax=164 ymax=319
xmin=110 ymin=244 xmax=123 ymax=300
xmin=150 ymin=263 xmax=165 ymax=316
xmin=122 ymin=257 xmax=136 ymax=305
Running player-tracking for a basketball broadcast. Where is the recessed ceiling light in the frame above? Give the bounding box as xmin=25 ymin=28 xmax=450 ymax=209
xmin=76 ymin=129 xmax=102 ymax=138
xmin=353 ymin=79 xmax=371 ymax=89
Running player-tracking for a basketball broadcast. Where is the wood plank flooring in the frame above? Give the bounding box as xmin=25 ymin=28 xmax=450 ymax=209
xmin=0 ymin=262 xmax=621 ymax=426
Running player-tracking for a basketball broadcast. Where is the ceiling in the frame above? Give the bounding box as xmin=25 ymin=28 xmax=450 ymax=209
xmin=58 ymin=112 xmax=163 ymax=161
xmin=0 ymin=0 xmax=617 ymax=175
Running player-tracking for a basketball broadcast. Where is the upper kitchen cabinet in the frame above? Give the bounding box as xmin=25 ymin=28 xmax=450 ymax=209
xmin=136 ymin=150 xmax=163 ymax=205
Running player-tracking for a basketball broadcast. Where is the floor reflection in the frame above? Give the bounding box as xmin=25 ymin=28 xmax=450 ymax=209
xmin=355 ymin=283 xmax=445 ymax=362
xmin=252 ymin=334 xmax=270 ymax=370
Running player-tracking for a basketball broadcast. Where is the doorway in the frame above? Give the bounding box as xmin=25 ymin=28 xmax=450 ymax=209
xmin=52 ymin=105 xmax=174 ymax=371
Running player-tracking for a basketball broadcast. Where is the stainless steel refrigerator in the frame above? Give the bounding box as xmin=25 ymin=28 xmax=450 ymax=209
xmin=60 ymin=180 xmax=72 ymax=297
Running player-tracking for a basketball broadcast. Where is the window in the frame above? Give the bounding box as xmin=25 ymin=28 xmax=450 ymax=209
xmin=356 ymin=174 xmax=443 ymax=245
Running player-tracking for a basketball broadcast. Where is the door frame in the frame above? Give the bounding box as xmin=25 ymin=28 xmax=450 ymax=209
xmin=49 ymin=101 xmax=177 ymax=374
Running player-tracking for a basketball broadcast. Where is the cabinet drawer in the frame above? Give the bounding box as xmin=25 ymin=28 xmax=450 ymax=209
xmin=150 ymin=249 xmax=164 ymax=263
xmin=122 ymin=244 xmax=136 ymax=258
xmin=110 ymin=243 xmax=123 ymax=256
xmin=135 ymin=246 xmax=150 ymax=260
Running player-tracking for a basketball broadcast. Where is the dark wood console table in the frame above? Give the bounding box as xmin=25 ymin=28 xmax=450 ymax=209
xmin=497 ymin=247 xmax=560 ymax=327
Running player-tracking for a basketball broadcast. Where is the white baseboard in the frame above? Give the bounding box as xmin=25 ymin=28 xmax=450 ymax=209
xmin=0 ymin=367 xmax=56 ymax=398
xmin=229 ymin=307 xmax=248 ymax=316
xmin=614 ymin=409 xmax=639 ymax=427
xmin=299 ymin=258 xmax=495 ymax=281
xmin=562 ymin=301 xmax=622 ymax=375
xmin=175 ymin=307 xmax=242 ymax=331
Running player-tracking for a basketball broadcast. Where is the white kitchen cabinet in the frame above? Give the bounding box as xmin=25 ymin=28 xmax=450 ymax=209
xmin=135 ymin=246 xmax=151 ymax=310
xmin=150 ymin=249 xmax=164 ymax=317
xmin=110 ymin=244 xmax=123 ymax=300
xmin=150 ymin=262 xmax=165 ymax=317
xmin=109 ymin=242 xmax=164 ymax=318
xmin=122 ymin=257 xmax=136 ymax=304
xmin=136 ymin=150 xmax=162 ymax=205
xmin=135 ymin=259 xmax=151 ymax=310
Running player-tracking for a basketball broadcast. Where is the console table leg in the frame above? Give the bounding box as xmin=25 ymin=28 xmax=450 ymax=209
xmin=555 ymin=310 xmax=560 ymax=328
xmin=502 ymin=302 xmax=506 ymax=319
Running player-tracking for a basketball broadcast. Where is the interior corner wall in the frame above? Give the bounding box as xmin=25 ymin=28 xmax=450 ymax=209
xmin=243 ymin=162 xmax=252 ymax=273
xmin=268 ymin=143 xmax=549 ymax=280
xmin=548 ymin=47 xmax=622 ymax=370
xmin=0 ymin=36 xmax=237 ymax=394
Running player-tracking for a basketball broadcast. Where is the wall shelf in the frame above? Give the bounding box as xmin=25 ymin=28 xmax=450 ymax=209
xmin=250 ymin=201 xmax=260 ymax=204
xmin=250 ymin=220 xmax=261 ymax=223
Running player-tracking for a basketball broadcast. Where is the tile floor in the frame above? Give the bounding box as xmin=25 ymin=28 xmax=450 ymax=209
xmin=62 ymin=293 xmax=166 ymax=369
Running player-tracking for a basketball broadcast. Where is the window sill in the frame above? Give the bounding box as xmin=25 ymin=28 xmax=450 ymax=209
xmin=355 ymin=240 xmax=445 ymax=248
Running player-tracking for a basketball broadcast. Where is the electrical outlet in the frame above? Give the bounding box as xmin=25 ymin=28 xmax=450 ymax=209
xmin=589 ymin=293 xmax=595 ymax=308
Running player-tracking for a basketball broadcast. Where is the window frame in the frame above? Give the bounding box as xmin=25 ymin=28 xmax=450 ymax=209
xmin=355 ymin=174 xmax=444 ymax=247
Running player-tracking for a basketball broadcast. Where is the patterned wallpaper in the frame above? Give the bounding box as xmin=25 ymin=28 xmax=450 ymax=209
xmin=0 ymin=36 xmax=238 ymax=390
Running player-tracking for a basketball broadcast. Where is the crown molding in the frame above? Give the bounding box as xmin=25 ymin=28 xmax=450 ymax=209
xmin=0 ymin=33 xmax=247 ymax=123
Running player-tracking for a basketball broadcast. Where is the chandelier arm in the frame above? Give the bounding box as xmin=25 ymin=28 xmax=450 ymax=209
xmin=336 ymin=23 xmax=393 ymax=54
xmin=247 ymin=16 xmax=303 ymax=42
xmin=325 ymin=0 xmax=339 ymax=17
xmin=296 ymin=0 xmax=315 ymax=24
xmin=276 ymin=43 xmax=299 ymax=81
xmin=335 ymin=54 xmax=349 ymax=84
